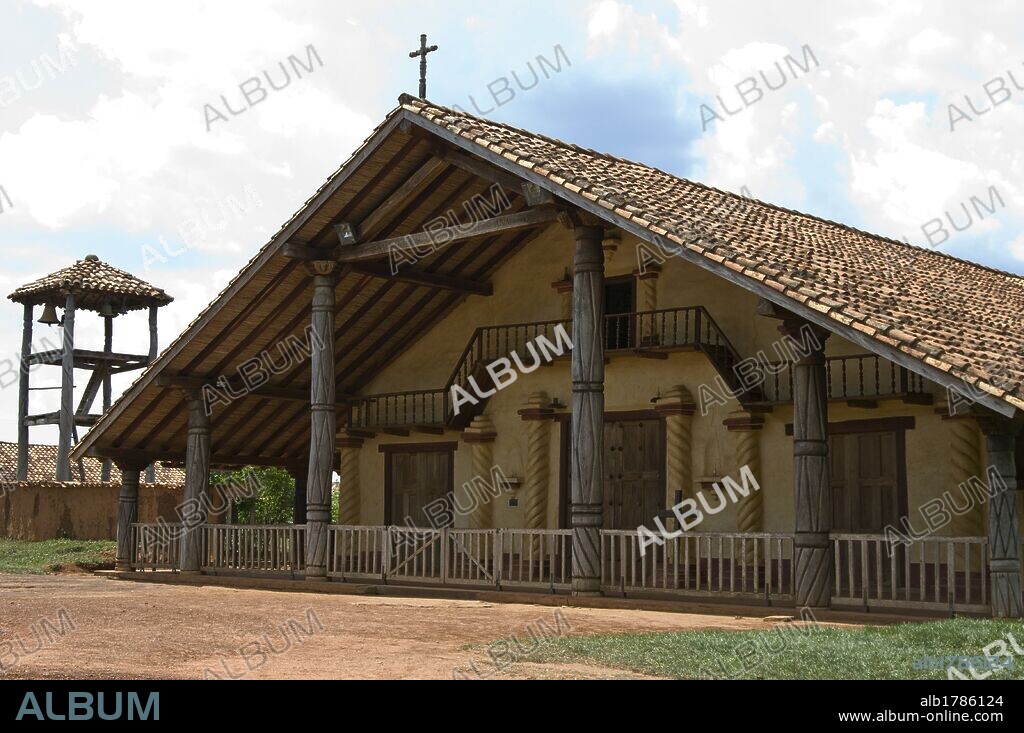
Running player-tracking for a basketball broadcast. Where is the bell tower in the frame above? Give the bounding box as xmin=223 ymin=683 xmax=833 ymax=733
xmin=8 ymin=255 xmax=173 ymax=481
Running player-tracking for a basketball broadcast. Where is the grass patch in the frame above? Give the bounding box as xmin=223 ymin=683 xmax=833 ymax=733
xmin=529 ymin=618 xmax=1024 ymax=680
xmin=0 ymin=538 xmax=116 ymax=575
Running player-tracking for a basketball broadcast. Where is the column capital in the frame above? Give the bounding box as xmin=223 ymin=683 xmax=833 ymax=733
xmin=304 ymin=260 xmax=338 ymax=278
xmin=518 ymin=392 xmax=555 ymax=421
xmin=778 ymin=317 xmax=831 ymax=345
xmin=655 ymin=385 xmax=696 ymax=416
xmin=463 ymin=414 xmax=498 ymax=443
xmin=337 ymin=436 xmax=364 ymax=449
xmin=724 ymin=410 xmax=765 ymax=432
xmin=634 ymin=265 xmax=661 ymax=280
xmin=602 ymin=229 xmax=621 ymax=263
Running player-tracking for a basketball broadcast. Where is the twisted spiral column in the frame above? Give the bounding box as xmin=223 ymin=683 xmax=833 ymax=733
xmin=462 ymin=415 xmax=498 ymax=530
xmin=726 ymin=411 xmax=765 ymax=562
xmin=337 ymin=436 xmax=363 ymax=526
xmin=945 ymin=411 xmax=985 ymax=537
xmin=655 ymin=386 xmax=696 ymax=506
xmin=519 ymin=393 xmax=553 ymax=536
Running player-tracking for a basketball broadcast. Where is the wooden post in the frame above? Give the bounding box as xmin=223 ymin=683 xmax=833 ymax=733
xmin=570 ymin=226 xmax=605 ymax=595
xmin=292 ymin=467 xmax=308 ymax=525
xmin=305 ymin=262 xmax=338 ymax=580
xmin=786 ymin=318 xmax=832 ymax=608
xmin=180 ymin=391 xmax=211 ymax=573
xmin=17 ymin=304 xmax=32 ymax=481
xmin=977 ymin=419 xmax=1022 ymax=618
xmin=115 ymin=463 xmax=142 ymax=571
xmin=102 ymin=315 xmax=113 ymax=483
xmin=56 ymin=294 xmax=76 ymax=481
xmin=726 ymin=410 xmax=765 ymax=562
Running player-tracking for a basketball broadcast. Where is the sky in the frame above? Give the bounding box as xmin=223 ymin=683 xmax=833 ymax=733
xmin=0 ymin=0 xmax=1022 ymax=446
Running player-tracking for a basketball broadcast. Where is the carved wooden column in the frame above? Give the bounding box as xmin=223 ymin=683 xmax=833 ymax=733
xmin=786 ymin=318 xmax=832 ymax=608
xmin=551 ymin=271 xmax=573 ymax=322
xmin=337 ymin=435 xmax=362 ymax=526
xmin=463 ymin=415 xmax=498 ymax=529
xmin=305 ymin=261 xmax=338 ymax=580
xmin=181 ymin=392 xmax=211 ymax=573
xmin=977 ymin=418 xmax=1022 ymax=618
xmin=17 ymin=303 xmax=32 ymax=481
xmin=115 ymin=463 xmax=142 ymax=571
xmin=726 ymin=410 xmax=765 ymax=561
xmin=56 ymin=293 xmax=76 ymax=481
xmin=636 ymin=265 xmax=660 ymax=346
xmin=656 ymin=386 xmax=695 ymax=504
xmin=519 ymin=394 xmax=553 ymax=536
xmin=570 ymin=226 xmax=605 ymax=595
xmin=942 ymin=398 xmax=985 ymax=537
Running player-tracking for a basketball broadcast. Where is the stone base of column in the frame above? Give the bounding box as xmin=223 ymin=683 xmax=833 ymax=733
xmin=794 ymin=532 xmax=832 ymax=609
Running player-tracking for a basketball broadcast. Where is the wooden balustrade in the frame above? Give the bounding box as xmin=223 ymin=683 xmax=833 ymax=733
xmin=762 ymin=354 xmax=928 ymax=404
xmin=831 ymin=534 xmax=989 ymax=613
xmin=600 ymin=530 xmax=794 ymax=601
xmin=348 ymin=390 xmax=448 ymax=430
xmin=130 ymin=523 xmax=182 ymax=570
xmin=201 ymin=525 xmax=305 ymax=575
xmin=127 ymin=523 xmax=1002 ymax=615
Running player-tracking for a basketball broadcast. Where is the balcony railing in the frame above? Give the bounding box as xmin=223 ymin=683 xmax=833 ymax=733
xmin=350 ymin=306 xmax=751 ymax=430
xmin=759 ymin=354 xmax=929 ymax=404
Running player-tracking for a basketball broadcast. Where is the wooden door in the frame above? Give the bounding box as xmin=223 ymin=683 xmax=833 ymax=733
xmin=386 ymin=450 xmax=453 ymax=528
xmin=830 ymin=430 xmax=905 ymax=532
xmin=604 ymin=419 xmax=664 ymax=529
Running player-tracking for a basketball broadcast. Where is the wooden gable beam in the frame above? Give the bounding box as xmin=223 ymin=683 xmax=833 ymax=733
xmin=155 ymin=374 xmax=355 ymax=405
xmin=355 ymin=157 xmax=448 ymax=240
xmin=350 ymin=262 xmax=493 ymax=295
xmin=335 ymin=206 xmax=558 ymax=263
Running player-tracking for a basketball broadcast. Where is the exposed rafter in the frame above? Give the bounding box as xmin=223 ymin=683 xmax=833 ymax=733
xmin=350 ymin=262 xmax=493 ymax=295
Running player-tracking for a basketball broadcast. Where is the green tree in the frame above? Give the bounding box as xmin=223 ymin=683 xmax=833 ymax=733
xmin=211 ymin=467 xmax=295 ymax=525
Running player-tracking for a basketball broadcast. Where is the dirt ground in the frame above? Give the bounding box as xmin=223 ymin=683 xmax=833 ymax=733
xmin=0 ymin=572 xmax=821 ymax=680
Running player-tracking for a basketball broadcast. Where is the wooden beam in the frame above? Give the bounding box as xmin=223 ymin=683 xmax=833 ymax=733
xmin=25 ymin=412 xmax=101 ymax=427
xmin=282 ymin=242 xmax=343 ymax=262
xmin=155 ymin=373 xmax=355 ymax=405
xmin=100 ymin=447 xmax=290 ymax=469
xmin=437 ymin=146 xmax=529 ymax=193
xmin=350 ymin=263 xmax=493 ymax=295
xmin=356 ymin=157 xmax=448 ymax=239
xmin=337 ymin=207 xmax=558 ymax=263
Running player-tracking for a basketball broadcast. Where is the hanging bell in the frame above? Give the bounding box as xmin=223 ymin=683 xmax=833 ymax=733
xmin=38 ymin=303 xmax=60 ymax=326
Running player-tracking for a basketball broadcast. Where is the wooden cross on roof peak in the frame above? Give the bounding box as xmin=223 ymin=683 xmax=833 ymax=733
xmin=408 ymin=34 xmax=438 ymax=99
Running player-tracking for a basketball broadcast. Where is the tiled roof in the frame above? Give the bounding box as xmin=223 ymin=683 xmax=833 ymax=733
xmin=0 ymin=441 xmax=185 ymax=486
xmin=8 ymin=255 xmax=173 ymax=312
xmin=399 ymin=95 xmax=1024 ymax=411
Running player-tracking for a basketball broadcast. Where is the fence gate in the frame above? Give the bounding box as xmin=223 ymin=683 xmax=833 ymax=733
xmin=386 ymin=527 xmax=446 ymax=584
